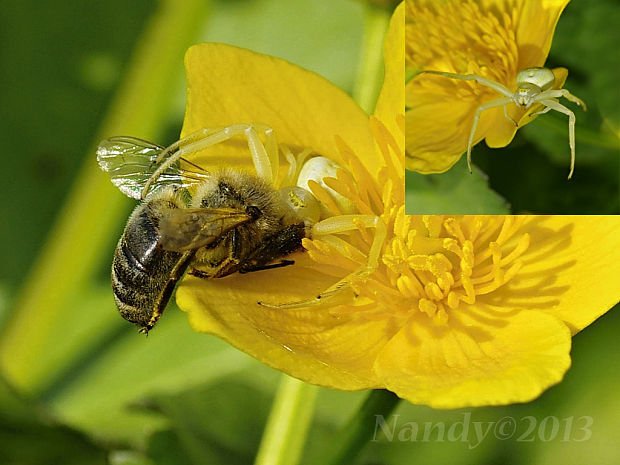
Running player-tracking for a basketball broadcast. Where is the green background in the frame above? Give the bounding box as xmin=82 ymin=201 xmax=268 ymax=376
xmin=1 ymin=1 xmax=619 ymax=464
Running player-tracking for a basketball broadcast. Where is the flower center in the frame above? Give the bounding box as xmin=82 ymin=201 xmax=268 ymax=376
xmin=299 ymin=117 xmax=529 ymax=325
xmin=406 ymin=0 xmax=519 ymax=90
xmin=382 ymin=215 xmax=530 ymax=324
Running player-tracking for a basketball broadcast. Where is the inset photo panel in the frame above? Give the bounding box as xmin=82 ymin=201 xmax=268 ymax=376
xmin=405 ymin=0 xmax=620 ymax=214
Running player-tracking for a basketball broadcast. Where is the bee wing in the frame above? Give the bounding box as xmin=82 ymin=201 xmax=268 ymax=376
xmin=158 ymin=208 xmax=252 ymax=252
xmin=97 ymin=136 xmax=208 ymax=199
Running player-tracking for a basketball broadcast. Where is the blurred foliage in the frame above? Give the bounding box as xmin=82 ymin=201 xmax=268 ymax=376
xmin=0 ymin=0 xmax=154 ymax=288
xmin=354 ymin=0 xmax=403 ymax=8
xmin=406 ymin=0 xmax=620 ymax=214
xmin=405 ymin=158 xmax=510 ymax=214
xmin=0 ymin=1 xmax=619 ymax=464
xmin=357 ymin=304 xmax=620 ymax=465
xmin=0 ymin=376 xmax=107 ymax=465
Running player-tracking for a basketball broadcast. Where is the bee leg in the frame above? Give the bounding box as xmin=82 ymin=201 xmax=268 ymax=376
xmin=237 ymin=223 xmax=306 ymax=274
xmin=188 ymin=268 xmax=212 ymax=279
xmin=187 ymin=230 xmax=242 ymax=279
xmin=211 ymin=230 xmax=244 ymax=278
xmin=190 ymin=256 xmax=241 ymax=280
xmin=239 ymin=259 xmax=295 ymax=274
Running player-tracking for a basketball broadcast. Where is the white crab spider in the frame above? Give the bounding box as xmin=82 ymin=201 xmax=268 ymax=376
xmin=419 ymin=67 xmax=586 ymax=179
xmin=146 ymin=123 xmax=386 ymax=308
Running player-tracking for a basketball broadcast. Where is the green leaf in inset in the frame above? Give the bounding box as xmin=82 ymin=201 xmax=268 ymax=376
xmin=405 ymin=158 xmax=510 ymax=214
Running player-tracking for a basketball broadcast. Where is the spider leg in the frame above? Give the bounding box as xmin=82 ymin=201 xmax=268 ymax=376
xmin=536 ymin=99 xmax=576 ymax=179
xmin=141 ymin=124 xmax=278 ymax=198
xmin=503 ymin=104 xmax=518 ymax=126
xmin=258 ymin=215 xmax=386 ymax=309
xmin=529 ymin=106 xmax=553 ymax=117
xmin=419 ymin=70 xmax=514 ymax=98
xmin=467 ymin=96 xmax=514 ymax=173
xmin=279 ymin=145 xmax=314 ymax=188
xmin=539 ymin=88 xmax=587 ymax=111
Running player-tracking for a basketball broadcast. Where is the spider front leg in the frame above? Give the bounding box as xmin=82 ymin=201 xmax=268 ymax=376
xmin=540 ymin=88 xmax=587 ymax=111
xmin=529 ymin=106 xmax=553 ymax=117
xmin=258 ymin=215 xmax=387 ymax=309
xmin=142 ymin=123 xmax=279 ymax=198
xmin=531 ymin=88 xmax=586 ymax=179
xmin=536 ymin=99 xmax=577 ymax=179
xmin=418 ymin=70 xmax=514 ymax=98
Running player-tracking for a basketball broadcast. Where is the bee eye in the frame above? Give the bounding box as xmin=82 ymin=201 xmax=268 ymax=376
xmin=246 ymin=205 xmax=262 ymax=219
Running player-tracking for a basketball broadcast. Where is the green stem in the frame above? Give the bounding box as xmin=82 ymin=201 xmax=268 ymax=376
xmin=0 ymin=0 xmax=208 ymax=392
xmin=254 ymin=6 xmax=397 ymax=465
xmin=254 ymin=375 xmax=318 ymax=465
xmin=323 ymin=390 xmax=401 ymax=465
xmin=353 ymin=5 xmax=391 ymax=114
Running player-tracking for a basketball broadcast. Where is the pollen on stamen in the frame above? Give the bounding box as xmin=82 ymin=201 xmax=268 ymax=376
xmin=407 ymin=0 xmax=519 ymax=90
xmin=298 ymin=118 xmax=406 ymax=317
xmin=382 ymin=215 xmax=531 ymax=325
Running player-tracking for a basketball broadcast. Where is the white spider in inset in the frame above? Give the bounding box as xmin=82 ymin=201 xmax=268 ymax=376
xmin=419 ymin=67 xmax=586 ymax=179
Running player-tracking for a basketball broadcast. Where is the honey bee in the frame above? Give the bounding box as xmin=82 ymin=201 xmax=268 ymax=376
xmin=97 ymin=125 xmax=333 ymax=333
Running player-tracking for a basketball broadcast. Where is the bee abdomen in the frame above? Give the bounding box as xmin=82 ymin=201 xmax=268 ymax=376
xmin=111 ymin=196 xmax=190 ymax=332
xmin=111 ymin=235 xmax=158 ymax=311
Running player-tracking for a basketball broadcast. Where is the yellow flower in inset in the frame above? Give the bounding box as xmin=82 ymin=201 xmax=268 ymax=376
xmin=405 ymin=0 xmax=572 ymax=174
xmin=175 ymin=3 xmax=620 ymax=408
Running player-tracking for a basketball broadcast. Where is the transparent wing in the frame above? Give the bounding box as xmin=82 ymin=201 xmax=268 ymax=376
xmin=158 ymin=207 xmax=253 ymax=252
xmin=97 ymin=136 xmax=208 ymax=199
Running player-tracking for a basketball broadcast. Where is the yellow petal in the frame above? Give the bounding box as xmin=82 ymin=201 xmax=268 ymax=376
xmin=374 ymin=309 xmax=571 ymax=408
xmin=484 ymin=106 xmax=520 ymax=148
xmin=515 ymin=0 xmax=571 ymax=69
xmin=405 ymin=91 xmax=495 ymax=173
xmin=182 ymin=43 xmax=378 ymax=173
xmin=492 ymin=215 xmax=620 ymax=334
xmin=375 ymin=1 xmax=404 ymax=140
xmin=176 ymin=255 xmax=385 ymax=389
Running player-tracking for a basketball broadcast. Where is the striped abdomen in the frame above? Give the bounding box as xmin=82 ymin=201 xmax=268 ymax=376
xmin=111 ymin=194 xmax=193 ymax=333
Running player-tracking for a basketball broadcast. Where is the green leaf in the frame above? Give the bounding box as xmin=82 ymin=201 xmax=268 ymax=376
xmin=405 ymin=158 xmax=510 ymax=214
xmin=200 ymin=0 xmax=364 ymax=94
xmin=43 ymin=289 xmax=272 ymax=443
xmin=473 ymin=136 xmax=619 ymax=214
xmin=145 ymin=379 xmax=274 ymax=465
xmin=0 ymin=376 xmax=107 ymax=465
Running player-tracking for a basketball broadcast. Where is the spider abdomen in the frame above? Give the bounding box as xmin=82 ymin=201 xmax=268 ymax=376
xmin=516 ymin=67 xmax=555 ymax=92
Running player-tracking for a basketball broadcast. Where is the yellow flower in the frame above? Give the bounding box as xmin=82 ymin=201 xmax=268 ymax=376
xmin=175 ymin=4 xmax=620 ymax=408
xmin=376 ymin=215 xmax=620 ymax=406
xmin=405 ymin=0 xmax=571 ymax=174
xmin=177 ymin=2 xmax=404 ymax=391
